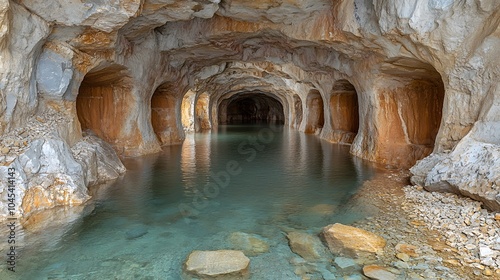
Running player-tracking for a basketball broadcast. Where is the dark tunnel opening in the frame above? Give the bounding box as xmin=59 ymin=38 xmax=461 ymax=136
xmin=219 ymin=93 xmax=285 ymax=125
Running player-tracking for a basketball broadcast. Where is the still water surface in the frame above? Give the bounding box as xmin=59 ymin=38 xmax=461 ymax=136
xmin=6 ymin=125 xmax=378 ymax=279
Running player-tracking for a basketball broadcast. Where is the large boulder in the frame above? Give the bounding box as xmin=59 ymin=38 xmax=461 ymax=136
xmin=184 ymin=250 xmax=250 ymax=279
xmin=71 ymin=132 xmax=126 ymax=186
xmin=321 ymin=223 xmax=386 ymax=257
xmin=411 ymin=137 xmax=500 ymax=211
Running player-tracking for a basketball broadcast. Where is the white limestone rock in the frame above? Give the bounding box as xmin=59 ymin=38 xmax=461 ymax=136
xmin=72 ymin=132 xmax=126 ymax=186
xmin=411 ymin=137 xmax=500 ymax=211
xmin=19 ymin=0 xmax=141 ymax=32
xmin=0 ymin=2 xmax=50 ymax=133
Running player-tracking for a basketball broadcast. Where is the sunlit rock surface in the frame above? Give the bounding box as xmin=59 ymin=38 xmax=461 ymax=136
xmin=0 ymin=0 xmax=499 ymax=217
xmin=184 ymin=250 xmax=250 ymax=279
xmin=322 ymin=223 xmax=387 ymax=257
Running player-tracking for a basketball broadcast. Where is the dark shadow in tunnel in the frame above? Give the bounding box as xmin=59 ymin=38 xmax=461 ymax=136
xmin=219 ymin=93 xmax=285 ymax=125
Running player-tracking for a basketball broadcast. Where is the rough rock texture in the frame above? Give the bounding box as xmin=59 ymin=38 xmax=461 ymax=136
xmin=184 ymin=250 xmax=250 ymax=279
xmin=228 ymin=232 xmax=270 ymax=256
xmin=0 ymin=0 xmax=499 ymax=217
xmin=362 ymin=265 xmax=399 ymax=280
xmin=404 ymin=184 xmax=500 ymax=273
xmin=287 ymin=231 xmax=329 ymax=261
xmin=322 ymin=223 xmax=386 ymax=257
xmin=0 ymin=108 xmax=125 ymax=219
xmin=410 ymin=137 xmax=500 ymax=211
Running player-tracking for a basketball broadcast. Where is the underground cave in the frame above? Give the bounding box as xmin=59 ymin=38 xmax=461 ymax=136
xmin=0 ymin=0 xmax=499 ymax=279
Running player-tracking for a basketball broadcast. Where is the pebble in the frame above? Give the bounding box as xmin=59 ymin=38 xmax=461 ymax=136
xmin=404 ymin=185 xmax=500 ymax=272
xmin=396 ymin=253 xmax=410 ymax=262
xmin=1 ymin=146 xmax=10 ymax=154
xmin=0 ymin=107 xmax=67 ymax=162
xmin=443 ymin=259 xmax=460 ymax=266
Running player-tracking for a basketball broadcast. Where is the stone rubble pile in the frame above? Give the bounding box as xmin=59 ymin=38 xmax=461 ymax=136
xmin=404 ymin=185 xmax=500 ymax=277
xmin=0 ymin=107 xmax=67 ymax=164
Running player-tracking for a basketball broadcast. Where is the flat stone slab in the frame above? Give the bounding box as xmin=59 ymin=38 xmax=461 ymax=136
xmin=363 ymin=265 xmax=399 ymax=280
xmin=322 ymin=223 xmax=386 ymax=257
xmin=185 ymin=250 xmax=250 ymax=278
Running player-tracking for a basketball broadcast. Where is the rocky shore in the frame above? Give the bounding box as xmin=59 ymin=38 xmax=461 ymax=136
xmin=349 ymin=170 xmax=499 ymax=280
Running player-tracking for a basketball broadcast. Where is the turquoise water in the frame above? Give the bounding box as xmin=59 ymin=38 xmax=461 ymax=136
xmin=5 ymin=125 xmax=377 ymax=279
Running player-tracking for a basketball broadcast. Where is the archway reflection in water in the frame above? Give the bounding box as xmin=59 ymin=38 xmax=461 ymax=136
xmin=9 ymin=125 xmax=379 ymax=279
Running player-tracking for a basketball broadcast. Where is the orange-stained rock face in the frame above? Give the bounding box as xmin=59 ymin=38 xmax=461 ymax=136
xmin=75 ymin=64 xmax=150 ymax=156
xmin=327 ymin=80 xmax=359 ymax=144
xmin=77 ymin=82 xmax=133 ymax=150
xmin=374 ymin=79 xmax=444 ymax=168
xmin=152 ymin=90 xmax=184 ymax=145
xmin=195 ymin=93 xmax=211 ymax=131
xmin=21 ymin=186 xmax=51 ymax=215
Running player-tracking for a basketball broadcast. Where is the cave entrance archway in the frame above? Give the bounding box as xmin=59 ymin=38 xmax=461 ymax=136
xmin=195 ymin=92 xmax=211 ymax=131
xmin=293 ymin=94 xmax=303 ymax=129
xmin=304 ymin=89 xmax=324 ymax=134
xmin=151 ymin=84 xmax=183 ymax=145
xmin=76 ymin=64 xmax=133 ymax=148
xmin=376 ymin=58 xmax=445 ymax=167
xmin=219 ymin=93 xmax=285 ymax=125
xmin=329 ymin=80 xmax=359 ymax=143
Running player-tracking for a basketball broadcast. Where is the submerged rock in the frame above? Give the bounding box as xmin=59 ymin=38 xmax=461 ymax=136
xmin=184 ymin=250 xmax=250 ymax=279
xmin=125 ymin=227 xmax=148 ymax=240
xmin=287 ymin=231 xmax=329 ymax=261
xmin=334 ymin=257 xmax=357 ymax=269
xmin=228 ymin=232 xmax=269 ymax=256
xmin=322 ymin=223 xmax=386 ymax=257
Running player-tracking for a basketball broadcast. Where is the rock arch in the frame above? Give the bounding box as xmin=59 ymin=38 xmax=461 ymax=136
xmin=76 ymin=63 xmax=134 ymax=153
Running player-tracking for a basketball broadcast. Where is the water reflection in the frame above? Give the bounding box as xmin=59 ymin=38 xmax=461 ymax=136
xmin=180 ymin=132 xmax=212 ymax=196
xmin=3 ymin=125 xmax=378 ymax=280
